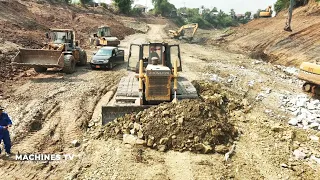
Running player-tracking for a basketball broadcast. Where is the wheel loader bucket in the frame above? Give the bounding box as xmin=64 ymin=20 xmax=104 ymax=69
xmin=101 ymin=105 xmax=151 ymax=125
xmin=12 ymin=49 xmax=64 ymax=68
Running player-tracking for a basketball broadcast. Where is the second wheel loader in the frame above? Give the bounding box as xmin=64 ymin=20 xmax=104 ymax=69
xmin=102 ymin=42 xmax=198 ymax=125
xmin=12 ymin=29 xmax=87 ymax=74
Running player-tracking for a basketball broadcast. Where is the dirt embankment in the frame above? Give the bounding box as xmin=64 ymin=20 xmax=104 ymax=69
xmin=0 ymin=0 xmax=135 ymax=82
xmin=219 ymin=0 xmax=320 ymax=67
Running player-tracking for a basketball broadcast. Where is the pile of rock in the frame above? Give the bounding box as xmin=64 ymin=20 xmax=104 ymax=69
xmin=103 ymin=98 xmax=238 ymax=154
xmin=280 ymin=94 xmax=320 ymax=130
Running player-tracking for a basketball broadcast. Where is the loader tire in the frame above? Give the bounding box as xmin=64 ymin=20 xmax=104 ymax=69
xmin=63 ymin=55 xmax=76 ymax=74
xmin=78 ymin=50 xmax=87 ymax=66
xmin=95 ymin=39 xmax=100 ymax=46
xmin=34 ymin=66 xmax=47 ymax=73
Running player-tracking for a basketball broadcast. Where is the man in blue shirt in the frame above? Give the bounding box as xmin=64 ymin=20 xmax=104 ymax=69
xmin=0 ymin=106 xmax=12 ymax=156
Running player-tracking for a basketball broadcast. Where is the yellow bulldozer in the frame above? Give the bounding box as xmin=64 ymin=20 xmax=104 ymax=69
xmin=12 ymin=29 xmax=87 ymax=74
xmin=89 ymin=26 xmax=120 ymax=47
xmin=168 ymin=23 xmax=198 ymax=40
xmin=101 ymin=42 xmax=198 ymax=124
xmin=259 ymin=6 xmax=272 ymax=17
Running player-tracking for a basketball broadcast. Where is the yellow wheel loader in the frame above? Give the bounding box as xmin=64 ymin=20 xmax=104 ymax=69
xmin=298 ymin=62 xmax=320 ymax=95
xmin=12 ymin=29 xmax=87 ymax=74
xmin=168 ymin=23 xmax=198 ymax=41
xmin=259 ymin=6 xmax=272 ymax=18
xmin=89 ymin=26 xmax=120 ymax=47
xmin=101 ymin=42 xmax=198 ymax=125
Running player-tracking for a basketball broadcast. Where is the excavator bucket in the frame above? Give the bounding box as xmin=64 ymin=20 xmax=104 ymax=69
xmin=12 ymin=49 xmax=64 ymax=68
xmin=101 ymin=105 xmax=151 ymax=125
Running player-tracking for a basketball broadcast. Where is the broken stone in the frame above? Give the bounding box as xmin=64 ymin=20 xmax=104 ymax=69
xmin=296 ymin=98 xmax=307 ymax=108
xmin=241 ymin=98 xmax=249 ymax=107
xmin=136 ymin=139 xmax=146 ymax=146
xmin=171 ymin=135 xmax=177 ymax=139
xmin=255 ymin=93 xmax=265 ymax=101
xmin=309 ymin=122 xmax=319 ymax=129
xmin=157 ymin=145 xmax=166 ymax=152
xmin=133 ymin=122 xmax=141 ymax=131
xmin=288 ymin=118 xmax=298 ymax=126
xmin=194 ymin=143 xmax=204 ymax=151
xmin=215 ymin=145 xmax=229 ymax=154
xmin=307 ymin=103 xmax=316 ymax=110
xmin=123 ymin=134 xmax=137 ymax=145
xmin=114 ymin=127 xmax=120 ymax=134
xmin=71 ymin=140 xmax=80 ymax=147
xmin=293 ymin=149 xmax=306 ymax=160
xmin=137 ymin=130 xmax=144 ymax=139
xmin=248 ymin=80 xmax=255 ymax=87
xmin=310 ymin=155 xmax=320 ymax=164
xmin=271 ymin=125 xmax=283 ymax=132
xmin=178 ymin=117 xmax=184 ymax=125
xmin=302 ymin=120 xmax=309 ymax=127
xmin=159 ymin=138 xmax=169 ymax=145
xmin=265 ymin=109 xmax=272 ymax=114
xmin=194 ymin=136 xmax=200 ymax=143
xmin=162 ymin=110 xmax=170 ymax=116
xmin=147 ymin=136 xmax=154 ymax=147
xmin=280 ymin=163 xmax=288 ymax=168
xmin=130 ymin=128 xmax=136 ymax=135
xmin=194 ymin=143 xmax=212 ymax=154
xmin=310 ymin=135 xmax=319 ymax=142
xmin=265 ymin=88 xmax=271 ymax=94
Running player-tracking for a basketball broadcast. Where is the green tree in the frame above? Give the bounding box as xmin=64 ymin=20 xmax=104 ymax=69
xmin=245 ymin=11 xmax=252 ymax=20
xmin=79 ymin=0 xmax=93 ymax=5
xmin=230 ymin=9 xmax=236 ymax=19
xmin=152 ymin=0 xmax=176 ymax=16
xmin=113 ymin=0 xmax=133 ymax=14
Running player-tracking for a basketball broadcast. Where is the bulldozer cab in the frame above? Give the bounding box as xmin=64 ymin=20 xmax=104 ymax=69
xmin=97 ymin=26 xmax=111 ymax=37
xmin=127 ymin=43 xmax=182 ymax=72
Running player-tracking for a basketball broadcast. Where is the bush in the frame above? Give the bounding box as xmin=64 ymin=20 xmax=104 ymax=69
xmin=100 ymin=2 xmax=108 ymax=9
xmin=113 ymin=0 xmax=133 ymax=14
xmin=172 ymin=16 xmax=185 ymax=26
xmin=130 ymin=8 xmax=143 ymax=16
xmin=188 ymin=16 xmax=212 ymax=29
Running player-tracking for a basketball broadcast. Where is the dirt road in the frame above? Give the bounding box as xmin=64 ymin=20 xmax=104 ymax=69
xmin=0 ymin=24 xmax=319 ymax=179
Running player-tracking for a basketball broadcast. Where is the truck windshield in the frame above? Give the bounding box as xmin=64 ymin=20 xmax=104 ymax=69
xmin=51 ymin=32 xmax=67 ymax=44
xmin=96 ymin=49 xmax=112 ymax=56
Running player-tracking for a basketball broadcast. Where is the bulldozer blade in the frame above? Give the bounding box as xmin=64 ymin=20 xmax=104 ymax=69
xmin=12 ymin=49 xmax=63 ymax=68
xmin=102 ymin=105 xmax=151 ymax=125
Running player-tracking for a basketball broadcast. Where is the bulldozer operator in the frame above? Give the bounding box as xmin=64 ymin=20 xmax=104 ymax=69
xmin=149 ymin=46 xmax=161 ymax=64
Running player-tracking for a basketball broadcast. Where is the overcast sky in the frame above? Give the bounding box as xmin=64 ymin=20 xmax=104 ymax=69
xmin=95 ymin=0 xmax=277 ymax=14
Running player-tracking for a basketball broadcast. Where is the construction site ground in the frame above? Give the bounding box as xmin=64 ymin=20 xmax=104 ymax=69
xmin=0 ymin=1 xmax=319 ymax=179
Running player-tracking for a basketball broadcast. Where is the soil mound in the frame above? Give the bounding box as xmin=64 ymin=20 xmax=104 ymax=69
xmin=103 ymin=82 xmax=239 ymax=154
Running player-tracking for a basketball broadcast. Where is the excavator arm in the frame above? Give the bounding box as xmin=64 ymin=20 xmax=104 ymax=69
xmin=284 ymin=0 xmax=294 ymax=32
